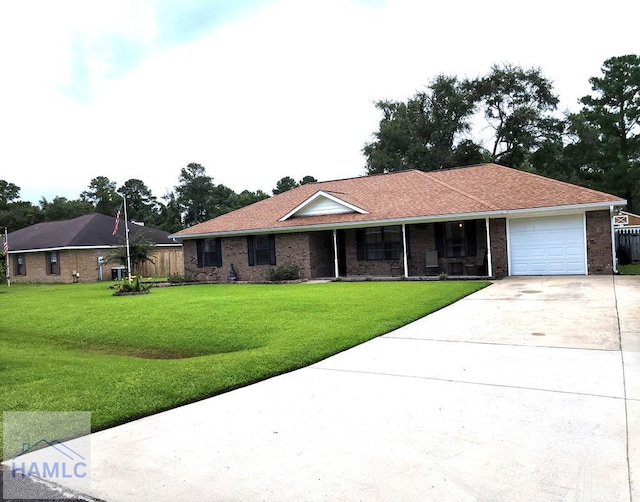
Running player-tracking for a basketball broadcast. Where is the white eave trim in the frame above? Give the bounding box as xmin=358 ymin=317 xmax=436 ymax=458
xmin=175 ymin=200 xmax=626 ymax=240
xmin=278 ymin=191 xmax=368 ymax=221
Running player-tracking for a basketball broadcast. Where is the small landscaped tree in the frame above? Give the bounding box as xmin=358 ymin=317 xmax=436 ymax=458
xmin=107 ymin=235 xmax=156 ymax=277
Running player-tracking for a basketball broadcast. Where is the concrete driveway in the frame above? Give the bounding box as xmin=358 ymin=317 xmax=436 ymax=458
xmin=4 ymin=276 xmax=640 ymax=501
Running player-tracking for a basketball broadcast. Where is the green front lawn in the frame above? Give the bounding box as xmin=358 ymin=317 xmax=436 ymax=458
xmin=0 ymin=280 xmax=487 ymax=457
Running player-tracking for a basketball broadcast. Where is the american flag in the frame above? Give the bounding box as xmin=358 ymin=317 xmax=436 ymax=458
xmin=112 ymin=203 xmax=123 ymax=236
xmin=2 ymin=229 xmax=7 ymax=257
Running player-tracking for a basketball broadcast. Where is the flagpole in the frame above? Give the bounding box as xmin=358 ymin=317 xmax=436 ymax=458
xmin=122 ymin=196 xmax=133 ymax=282
xmin=4 ymin=227 xmax=9 ymax=287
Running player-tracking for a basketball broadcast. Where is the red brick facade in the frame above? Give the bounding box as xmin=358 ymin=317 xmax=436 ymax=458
xmin=586 ymin=210 xmax=614 ymax=274
xmin=488 ymin=218 xmax=508 ymax=279
xmin=9 ymin=247 xmax=183 ymax=283
xmin=182 ymin=212 xmax=614 ymax=282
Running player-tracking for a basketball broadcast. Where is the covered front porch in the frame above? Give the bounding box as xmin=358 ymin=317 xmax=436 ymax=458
xmin=310 ymin=219 xmax=494 ymax=280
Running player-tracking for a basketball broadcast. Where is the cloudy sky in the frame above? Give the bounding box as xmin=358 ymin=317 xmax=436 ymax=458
xmin=1 ymin=0 xmax=638 ymax=204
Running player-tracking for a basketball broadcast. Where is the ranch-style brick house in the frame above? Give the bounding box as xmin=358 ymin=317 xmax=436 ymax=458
xmin=6 ymin=213 xmax=183 ymax=283
xmin=172 ymin=164 xmax=626 ymax=282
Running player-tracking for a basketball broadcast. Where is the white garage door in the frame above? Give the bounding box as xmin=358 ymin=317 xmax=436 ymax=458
xmin=509 ymin=214 xmax=586 ymax=275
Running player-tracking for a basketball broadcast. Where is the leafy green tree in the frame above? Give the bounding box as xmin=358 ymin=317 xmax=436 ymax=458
xmin=118 ymin=179 xmax=159 ymax=224
xmin=81 ymin=176 xmax=120 ymax=215
xmin=474 ymin=64 xmax=564 ymax=168
xmin=106 ymin=234 xmax=156 ymax=276
xmin=175 ymin=163 xmax=216 ymax=226
xmin=231 ymin=189 xmax=269 ymax=209
xmin=272 ymin=175 xmax=317 ymax=195
xmin=40 ymin=197 xmax=93 ymax=221
xmin=272 ymin=176 xmax=299 ymax=195
xmin=566 ymin=54 xmax=640 ymax=211
xmin=156 ymin=191 xmax=183 ymax=234
xmin=0 ymin=201 xmax=43 ymax=231
xmin=0 ymin=180 xmax=20 ymax=209
xmin=363 ymin=75 xmax=482 ymax=174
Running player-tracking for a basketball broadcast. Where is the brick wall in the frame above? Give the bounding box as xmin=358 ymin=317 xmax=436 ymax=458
xmin=184 ymin=233 xmax=317 ymax=282
xmin=10 ymin=247 xmax=183 ymax=283
xmin=488 ymin=218 xmax=508 ymax=279
xmin=407 ymin=223 xmax=436 ymax=276
xmin=586 ymin=210 xmax=614 ymax=274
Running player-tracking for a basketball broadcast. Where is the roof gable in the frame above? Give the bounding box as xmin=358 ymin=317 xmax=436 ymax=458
xmin=279 ymin=191 xmax=369 ymax=221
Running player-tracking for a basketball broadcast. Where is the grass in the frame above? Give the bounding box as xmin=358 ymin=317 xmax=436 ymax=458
xmin=618 ymin=264 xmax=640 ymax=275
xmin=0 ymin=280 xmax=488 ymax=457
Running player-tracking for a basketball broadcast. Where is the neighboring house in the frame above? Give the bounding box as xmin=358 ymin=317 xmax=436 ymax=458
xmin=614 ymin=211 xmax=640 ymax=264
xmin=613 ymin=210 xmax=640 ymax=227
xmin=171 ymin=163 xmax=626 ymax=282
xmin=6 ymin=213 xmax=183 ymax=283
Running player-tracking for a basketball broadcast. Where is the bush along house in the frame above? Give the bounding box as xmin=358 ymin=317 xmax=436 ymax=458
xmin=171 ymin=164 xmax=626 ymax=282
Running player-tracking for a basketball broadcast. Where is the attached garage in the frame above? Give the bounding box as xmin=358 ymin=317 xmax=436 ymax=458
xmin=508 ymin=214 xmax=586 ymax=275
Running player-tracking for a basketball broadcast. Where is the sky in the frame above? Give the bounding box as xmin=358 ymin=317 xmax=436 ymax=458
xmin=1 ymin=0 xmax=639 ymax=205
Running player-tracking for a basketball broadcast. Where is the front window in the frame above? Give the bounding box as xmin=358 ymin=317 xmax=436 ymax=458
xmin=15 ymin=255 xmax=26 ymax=276
xmin=248 ymin=234 xmax=276 ymax=266
xmin=46 ymin=251 xmax=60 ymax=275
xmin=357 ymin=226 xmax=402 ymax=261
xmin=196 ymin=238 xmax=222 ymax=268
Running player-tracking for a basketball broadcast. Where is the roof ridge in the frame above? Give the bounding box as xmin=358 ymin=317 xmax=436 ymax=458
xmin=415 ymin=168 xmax=499 ymax=211
xmin=67 ymin=213 xmax=101 ymax=246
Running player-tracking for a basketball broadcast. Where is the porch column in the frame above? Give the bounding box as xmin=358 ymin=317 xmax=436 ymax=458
xmin=485 ymin=217 xmax=493 ymax=277
xmin=332 ymin=229 xmax=339 ymax=279
xmin=402 ymin=223 xmax=409 ymax=277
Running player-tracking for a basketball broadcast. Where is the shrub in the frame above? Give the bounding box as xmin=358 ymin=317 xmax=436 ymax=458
xmin=167 ymin=273 xmax=186 ymax=283
xmin=113 ymin=277 xmax=151 ymax=295
xmin=266 ymin=265 xmax=300 ymax=282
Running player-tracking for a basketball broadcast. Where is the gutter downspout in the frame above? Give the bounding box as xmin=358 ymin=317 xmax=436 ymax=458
xmin=610 ymin=205 xmax=619 ymax=274
xmin=485 ymin=217 xmax=493 ymax=278
xmin=332 ymin=229 xmax=339 ymax=279
xmin=402 ymin=223 xmax=409 ymax=278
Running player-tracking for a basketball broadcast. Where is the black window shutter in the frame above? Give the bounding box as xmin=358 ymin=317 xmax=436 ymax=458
xmin=247 ymin=236 xmax=255 ymax=266
xmin=356 ymin=229 xmax=365 ymax=261
xmin=269 ymin=234 xmax=276 ymax=265
xmin=216 ymin=238 xmax=222 ymax=267
xmin=196 ymin=240 xmax=203 ymax=268
xmin=466 ymin=221 xmax=477 ymax=257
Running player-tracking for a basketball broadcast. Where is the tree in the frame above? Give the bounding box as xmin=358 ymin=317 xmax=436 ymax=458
xmin=118 ymin=179 xmax=159 ymax=224
xmin=40 ymin=197 xmax=93 ymax=221
xmin=0 ymin=180 xmax=20 ymax=209
xmin=81 ymin=176 xmax=120 ymax=215
xmin=272 ymin=175 xmax=318 ymax=195
xmin=272 ymin=176 xmax=299 ymax=195
xmin=363 ymin=75 xmax=482 ymax=174
xmin=156 ymin=191 xmax=184 ymax=234
xmin=231 ymin=189 xmax=270 ymax=209
xmin=566 ymin=54 xmax=640 ymax=211
xmin=106 ymin=234 xmax=156 ymax=276
xmin=0 ymin=201 xmax=43 ymax=231
xmin=175 ymin=163 xmax=216 ymax=227
xmin=474 ymin=64 xmax=564 ymax=168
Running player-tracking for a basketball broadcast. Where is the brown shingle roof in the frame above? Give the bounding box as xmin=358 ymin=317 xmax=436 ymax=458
xmin=173 ymin=164 xmax=625 ymax=238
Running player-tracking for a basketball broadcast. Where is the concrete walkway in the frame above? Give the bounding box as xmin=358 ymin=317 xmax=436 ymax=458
xmin=6 ymin=276 xmax=640 ymax=501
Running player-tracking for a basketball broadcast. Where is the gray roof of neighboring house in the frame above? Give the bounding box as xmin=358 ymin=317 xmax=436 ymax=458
xmin=7 ymin=213 xmax=180 ymax=252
